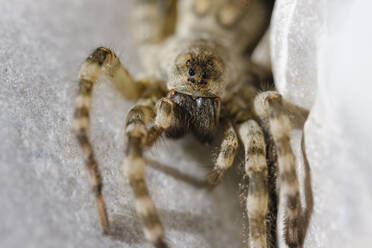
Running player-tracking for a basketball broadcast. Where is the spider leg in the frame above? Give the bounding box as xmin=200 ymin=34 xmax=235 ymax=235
xmin=135 ymin=0 xmax=177 ymax=43
xmin=73 ymin=47 xmax=147 ymax=232
xmin=208 ymin=122 xmax=239 ymax=185
xmin=122 ymin=97 xmax=174 ymax=248
xmin=238 ymin=119 xmax=269 ymax=248
xmin=192 ymin=0 xmax=211 ymax=16
xmin=216 ymin=0 xmax=248 ymax=28
xmin=254 ymin=91 xmax=301 ymax=247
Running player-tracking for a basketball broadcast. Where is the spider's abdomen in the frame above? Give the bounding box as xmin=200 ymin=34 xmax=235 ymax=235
xmin=165 ymin=91 xmax=220 ymax=143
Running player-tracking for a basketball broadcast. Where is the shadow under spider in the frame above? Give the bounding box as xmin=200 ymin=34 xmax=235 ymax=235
xmin=145 ymin=157 xmax=209 ymax=189
xmin=106 ymin=209 xmax=212 ymax=245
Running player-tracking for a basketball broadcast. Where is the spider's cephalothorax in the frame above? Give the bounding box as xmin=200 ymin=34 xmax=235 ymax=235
xmin=167 ymin=41 xmax=224 ymax=142
xmin=73 ymin=1 xmax=307 ymax=248
xmin=173 ymin=41 xmax=225 ymax=95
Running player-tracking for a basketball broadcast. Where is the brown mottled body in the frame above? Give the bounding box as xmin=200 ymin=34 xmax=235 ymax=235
xmin=73 ymin=1 xmax=305 ymax=248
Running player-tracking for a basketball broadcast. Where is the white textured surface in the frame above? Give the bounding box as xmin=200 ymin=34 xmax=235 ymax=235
xmin=0 ymin=1 xmax=243 ymax=248
xmin=271 ymin=0 xmax=325 ymax=110
xmin=272 ymin=0 xmax=372 ymax=247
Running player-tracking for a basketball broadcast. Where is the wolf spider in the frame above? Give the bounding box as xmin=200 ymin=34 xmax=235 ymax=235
xmin=73 ymin=0 xmax=305 ymax=247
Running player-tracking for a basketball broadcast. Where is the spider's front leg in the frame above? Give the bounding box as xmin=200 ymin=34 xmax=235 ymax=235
xmin=238 ymin=120 xmax=269 ymax=248
xmin=122 ymin=96 xmax=174 ymax=248
xmin=255 ymin=91 xmax=301 ymax=247
xmin=207 ymin=117 xmax=270 ymax=247
xmin=208 ymin=122 xmax=239 ymax=185
xmin=72 ymin=47 xmax=144 ymax=232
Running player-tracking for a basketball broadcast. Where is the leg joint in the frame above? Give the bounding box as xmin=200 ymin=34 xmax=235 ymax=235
xmin=87 ymin=47 xmax=114 ymax=65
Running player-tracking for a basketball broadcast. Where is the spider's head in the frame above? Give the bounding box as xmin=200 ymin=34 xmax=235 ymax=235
xmin=164 ymin=41 xmax=227 ymax=142
xmin=164 ymin=40 xmax=229 ymax=142
xmin=170 ymin=40 xmax=226 ymax=98
xmin=179 ymin=51 xmax=223 ymax=87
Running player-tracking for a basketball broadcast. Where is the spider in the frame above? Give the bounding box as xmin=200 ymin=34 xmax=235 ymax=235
xmin=73 ymin=0 xmax=305 ymax=247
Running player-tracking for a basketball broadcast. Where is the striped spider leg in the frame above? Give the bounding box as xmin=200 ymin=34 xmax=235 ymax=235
xmin=208 ymin=121 xmax=239 ymax=185
xmin=205 ymin=88 xmax=302 ymax=248
xmin=207 ymin=117 xmax=270 ymax=248
xmin=238 ymin=119 xmax=269 ymax=248
xmin=122 ymin=95 xmax=175 ymax=248
xmin=72 ymin=47 xmax=144 ymax=233
xmin=254 ymin=91 xmax=302 ymax=247
xmin=72 ymin=47 xmax=171 ymax=248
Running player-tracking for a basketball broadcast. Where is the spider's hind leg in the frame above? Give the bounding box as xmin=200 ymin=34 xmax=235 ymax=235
xmin=254 ymin=91 xmax=302 ymax=247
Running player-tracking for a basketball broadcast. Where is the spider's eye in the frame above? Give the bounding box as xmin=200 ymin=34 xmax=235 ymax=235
xmin=202 ymin=71 xmax=208 ymax=79
xmin=186 ymin=59 xmax=191 ymax=66
xmin=189 ymin=68 xmax=195 ymax=76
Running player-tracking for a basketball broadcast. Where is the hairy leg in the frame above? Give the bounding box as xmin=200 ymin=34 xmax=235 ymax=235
xmin=254 ymin=91 xmax=301 ymax=247
xmin=192 ymin=0 xmax=211 ymax=16
xmin=134 ymin=0 xmax=177 ymax=43
xmin=238 ymin=119 xmax=268 ymax=248
xmin=216 ymin=0 xmax=249 ymax=28
xmin=122 ymin=97 xmax=174 ymax=248
xmin=208 ymin=122 xmax=238 ymax=185
xmin=72 ymin=47 xmax=146 ymax=232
